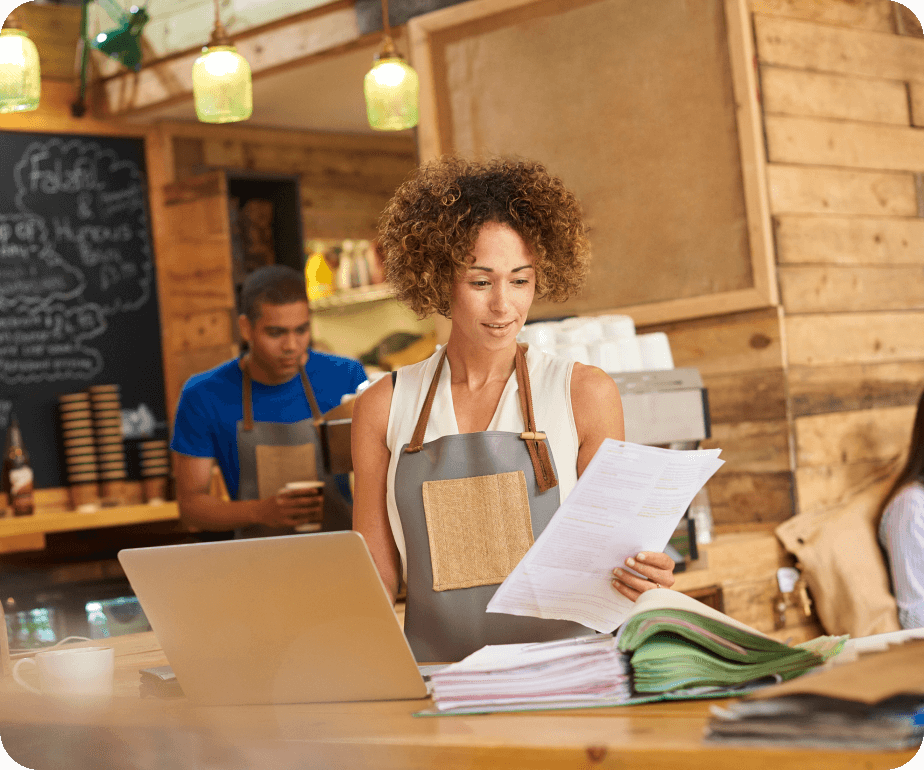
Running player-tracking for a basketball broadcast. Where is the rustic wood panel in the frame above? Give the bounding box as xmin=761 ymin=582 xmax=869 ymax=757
xmin=708 ymin=470 xmax=795 ymax=526
xmin=789 ymin=361 xmax=924 ymax=417
xmin=754 ymin=14 xmax=924 ymax=81
xmin=786 ymin=312 xmax=924 ymax=366
xmin=766 ymin=115 xmax=924 ymax=172
xmin=774 ymin=215 xmax=924 ymax=264
xmin=168 ymin=311 xmax=236 ymax=354
xmin=778 ymin=265 xmax=924 ymax=313
xmin=702 ymin=368 xmax=788 ymax=423
xmin=766 ymin=164 xmax=917 ymax=216
xmin=722 ymin=578 xmax=819 ymax=635
xmin=911 ymin=82 xmax=924 ymax=127
xmin=16 ymin=3 xmax=82 ymax=81
xmin=701 ymin=420 xmax=791 ymax=473
xmin=749 ymin=0 xmax=894 ymax=32
xmin=202 ymin=139 xmax=247 ymax=170
xmin=172 ymin=137 xmax=206 ymax=179
xmin=794 ymin=405 xmax=916 ymax=467
xmin=639 ymin=308 xmax=784 ymax=376
xmin=760 ymin=66 xmax=909 ymax=124
xmin=795 ymin=457 xmax=904 ymax=516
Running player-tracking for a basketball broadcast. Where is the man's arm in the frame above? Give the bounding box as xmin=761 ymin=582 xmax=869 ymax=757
xmin=173 ymin=452 xmax=322 ymax=531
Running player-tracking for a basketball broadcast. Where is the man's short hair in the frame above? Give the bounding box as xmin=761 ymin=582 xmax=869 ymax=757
xmin=240 ymin=265 xmax=307 ymax=322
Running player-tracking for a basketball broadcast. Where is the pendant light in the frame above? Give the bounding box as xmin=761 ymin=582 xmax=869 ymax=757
xmin=192 ymin=0 xmax=252 ymax=124
xmin=363 ymin=0 xmax=418 ymax=131
xmin=0 ymin=8 xmax=40 ymax=114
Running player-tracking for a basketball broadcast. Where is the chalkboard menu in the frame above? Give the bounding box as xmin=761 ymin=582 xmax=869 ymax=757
xmin=0 ymin=131 xmax=166 ymax=488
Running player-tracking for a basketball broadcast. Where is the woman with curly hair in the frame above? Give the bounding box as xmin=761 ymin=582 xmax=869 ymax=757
xmin=351 ymin=157 xmax=676 ymax=662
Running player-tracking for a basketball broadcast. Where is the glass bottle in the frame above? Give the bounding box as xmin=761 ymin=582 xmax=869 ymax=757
xmin=2 ymin=415 xmax=34 ymax=516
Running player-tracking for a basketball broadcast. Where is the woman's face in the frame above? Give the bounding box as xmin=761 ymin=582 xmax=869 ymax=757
xmin=449 ymin=222 xmax=536 ymax=352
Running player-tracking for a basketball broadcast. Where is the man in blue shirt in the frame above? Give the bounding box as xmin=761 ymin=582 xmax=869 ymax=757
xmin=171 ymin=265 xmax=367 ymax=537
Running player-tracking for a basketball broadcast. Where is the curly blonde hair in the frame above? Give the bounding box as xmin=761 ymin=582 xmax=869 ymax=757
xmin=378 ymin=156 xmax=591 ymax=318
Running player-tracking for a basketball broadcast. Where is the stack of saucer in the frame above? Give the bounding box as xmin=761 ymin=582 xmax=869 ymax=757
xmin=90 ymin=384 xmax=127 ymax=504
xmin=59 ymin=392 xmax=99 ymax=512
xmin=139 ymin=440 xmax=170 ymax=504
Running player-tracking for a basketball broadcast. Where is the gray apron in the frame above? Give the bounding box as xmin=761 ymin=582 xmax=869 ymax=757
xmin=236 ymin=358 xmax=352 ymax=538
xmin=395 ymin=345 xmax=593 ymax=662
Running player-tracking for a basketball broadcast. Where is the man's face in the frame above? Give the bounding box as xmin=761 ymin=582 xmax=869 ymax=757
xmin=239 ymin=301 xmax=312 ymax=385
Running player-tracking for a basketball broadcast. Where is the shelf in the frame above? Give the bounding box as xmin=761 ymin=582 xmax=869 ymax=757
xmin=310 ymin=284 xmax=394 ymax=311
xmin=0 ymin=501 xmax=180 ymax=539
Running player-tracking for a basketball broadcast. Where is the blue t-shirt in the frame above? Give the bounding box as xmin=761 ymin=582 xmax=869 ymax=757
xmin=170 ymin=351 xmax=367 ymax=499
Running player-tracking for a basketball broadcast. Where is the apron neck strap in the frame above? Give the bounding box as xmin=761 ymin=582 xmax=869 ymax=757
xmin=405 ymin=345 xmax=558 ymax=492
xmin=240 ymin=356 xmax=324 ymax=432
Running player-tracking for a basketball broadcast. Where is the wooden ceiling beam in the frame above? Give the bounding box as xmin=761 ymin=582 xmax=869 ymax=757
xmin=92 ymin=0 xmax=385 ymax=118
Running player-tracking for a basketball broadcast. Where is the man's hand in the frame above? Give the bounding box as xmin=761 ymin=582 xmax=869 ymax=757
xmin=259 ymin=486 xmax=324 ymax=528
xmin=611 ymin=551 xmax=676 ymax=601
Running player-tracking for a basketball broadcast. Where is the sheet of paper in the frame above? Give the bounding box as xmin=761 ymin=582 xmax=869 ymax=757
xmin=487 ymin=439 xmax=724 ymax=632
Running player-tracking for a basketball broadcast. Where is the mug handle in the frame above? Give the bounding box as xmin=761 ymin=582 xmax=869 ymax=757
xmin=12 ymin=658 xmax=42 ymax=695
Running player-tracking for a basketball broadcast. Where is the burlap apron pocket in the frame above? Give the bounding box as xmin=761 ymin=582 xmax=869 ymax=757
xmin=421 ymin=471 xmax=533 ymax=592
xmin=255 ymin=442 xmax=317 ymax=502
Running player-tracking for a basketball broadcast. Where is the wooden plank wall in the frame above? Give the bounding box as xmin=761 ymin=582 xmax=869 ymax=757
xmin=756 ymin=3 xmax=924 ymax=523
xmin=639 ymin=0 xmax=924 ymax=538
xmin=165 ymin=124 xmax=418 ymax=241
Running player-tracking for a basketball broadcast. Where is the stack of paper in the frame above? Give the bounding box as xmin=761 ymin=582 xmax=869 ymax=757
xmin=428 ymin=634 xmax=632 ymax=714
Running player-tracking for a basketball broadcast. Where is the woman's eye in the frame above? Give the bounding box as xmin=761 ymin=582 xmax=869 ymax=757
xmin=471 ymin=280 xmax=490 ymax=287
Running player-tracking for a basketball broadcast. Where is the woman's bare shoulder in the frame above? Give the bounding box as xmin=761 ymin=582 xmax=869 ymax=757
xmin=570 ymin=362 xmax=624 ymax=441
xmin=570 ymin=362 xmax=621 ymax=405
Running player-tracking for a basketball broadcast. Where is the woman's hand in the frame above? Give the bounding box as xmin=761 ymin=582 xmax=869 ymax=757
xmin=611 ymin=551 xmax=676 ymax=601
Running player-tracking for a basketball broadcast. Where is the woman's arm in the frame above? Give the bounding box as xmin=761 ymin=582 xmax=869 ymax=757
xmin=570 ymin=363 xmax=675 ymax=598
xmin=351 ymin=375 xmax=402 ymax=604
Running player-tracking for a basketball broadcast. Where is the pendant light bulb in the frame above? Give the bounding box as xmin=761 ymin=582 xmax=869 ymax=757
xmin=192 ymin=0 xmax=252 ymax=123
xmin=0 ymin=11 xmax=40 ymax=114
xmin=364 ymin=0 xmax=418 ymax=131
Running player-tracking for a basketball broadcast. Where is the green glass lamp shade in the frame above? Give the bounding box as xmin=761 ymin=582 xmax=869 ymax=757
xmin=192 ymin=45 xmax=252 ymax=124
xmin=364 ymin=56 xmax=419 ymax=131
xmin=0 ymin=28 xmax=40 ymax=113
xmin=91 ymin=7 xmax=149 ymax=71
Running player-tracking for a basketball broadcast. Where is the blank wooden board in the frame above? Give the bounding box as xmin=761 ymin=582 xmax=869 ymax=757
xmin=413 ymin=0 xmax=773 ymax=322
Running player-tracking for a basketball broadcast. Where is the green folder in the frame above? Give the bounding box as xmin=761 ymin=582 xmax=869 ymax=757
xmin=617 ymin=589 xmax=845 ymax=693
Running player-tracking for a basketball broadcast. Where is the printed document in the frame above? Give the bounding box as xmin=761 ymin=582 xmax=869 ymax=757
xmin=487 ymin=439 xmax=724 ymax=632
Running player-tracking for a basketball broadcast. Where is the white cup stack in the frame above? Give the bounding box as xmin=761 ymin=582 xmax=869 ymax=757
xmin=517 ymin=315 xmax=672 ymax=373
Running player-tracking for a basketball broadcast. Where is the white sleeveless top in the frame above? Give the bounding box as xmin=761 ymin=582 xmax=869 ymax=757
xmin=385 ymin=346 xmax=579 ymax=582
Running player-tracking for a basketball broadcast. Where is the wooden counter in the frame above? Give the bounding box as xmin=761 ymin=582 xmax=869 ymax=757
xmin=0 ymin=632 xmax=916 ymax=770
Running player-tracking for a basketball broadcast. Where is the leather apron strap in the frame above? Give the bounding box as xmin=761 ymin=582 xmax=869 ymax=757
xmin=241 ymin=356 xmax=323 ymax=430
xmin=405 ymin=345 xmax=558 ymax=493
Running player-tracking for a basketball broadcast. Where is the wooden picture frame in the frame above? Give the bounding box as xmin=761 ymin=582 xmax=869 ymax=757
xmin=409 ymin=0 xmax=777 ymax=325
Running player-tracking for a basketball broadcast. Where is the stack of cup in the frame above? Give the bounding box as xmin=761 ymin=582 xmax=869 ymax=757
xmin=90 ymin=385 xmax=127 ymax=505
xmin=138 ymin=440 xmax=170 ymax=504
xmin=59 ymin=392 xmax=99 ymax=512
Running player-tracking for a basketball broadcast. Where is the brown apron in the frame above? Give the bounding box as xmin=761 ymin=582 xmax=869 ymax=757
xmin=236 ymin=359 xmax=352 ymax=538
xmin=394 ymin=345 xmax=593 ymax=662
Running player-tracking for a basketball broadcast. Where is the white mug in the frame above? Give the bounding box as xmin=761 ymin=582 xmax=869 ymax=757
xmin=13 ymin=646 xmax=114 ymax=705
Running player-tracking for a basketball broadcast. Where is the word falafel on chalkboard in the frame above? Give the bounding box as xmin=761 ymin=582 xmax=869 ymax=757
xmin=0 ymin=131 xmax=167 ymax=488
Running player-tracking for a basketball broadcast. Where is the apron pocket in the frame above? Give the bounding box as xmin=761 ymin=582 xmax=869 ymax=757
xmin=422 ymin=471 xmax=533 ymax=592
xmin=255 ymin=443 xmax=317 ymax=502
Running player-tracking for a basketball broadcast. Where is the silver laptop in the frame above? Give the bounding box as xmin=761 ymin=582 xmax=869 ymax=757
xmin=118 ymin=531 xmax=428 ymax=706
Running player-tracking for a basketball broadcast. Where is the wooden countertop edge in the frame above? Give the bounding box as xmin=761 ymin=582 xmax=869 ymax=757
xmin=0 ymin=501 xmax=181 ymax=538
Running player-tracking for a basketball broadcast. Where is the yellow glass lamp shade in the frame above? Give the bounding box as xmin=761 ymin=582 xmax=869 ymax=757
xmin=0 ymin=28 xmax=40 ymax=113
xmin=364 ymin=56 xmax=418 ymax=131
xmin=192 ymin=45 xmax=252 ymax=124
